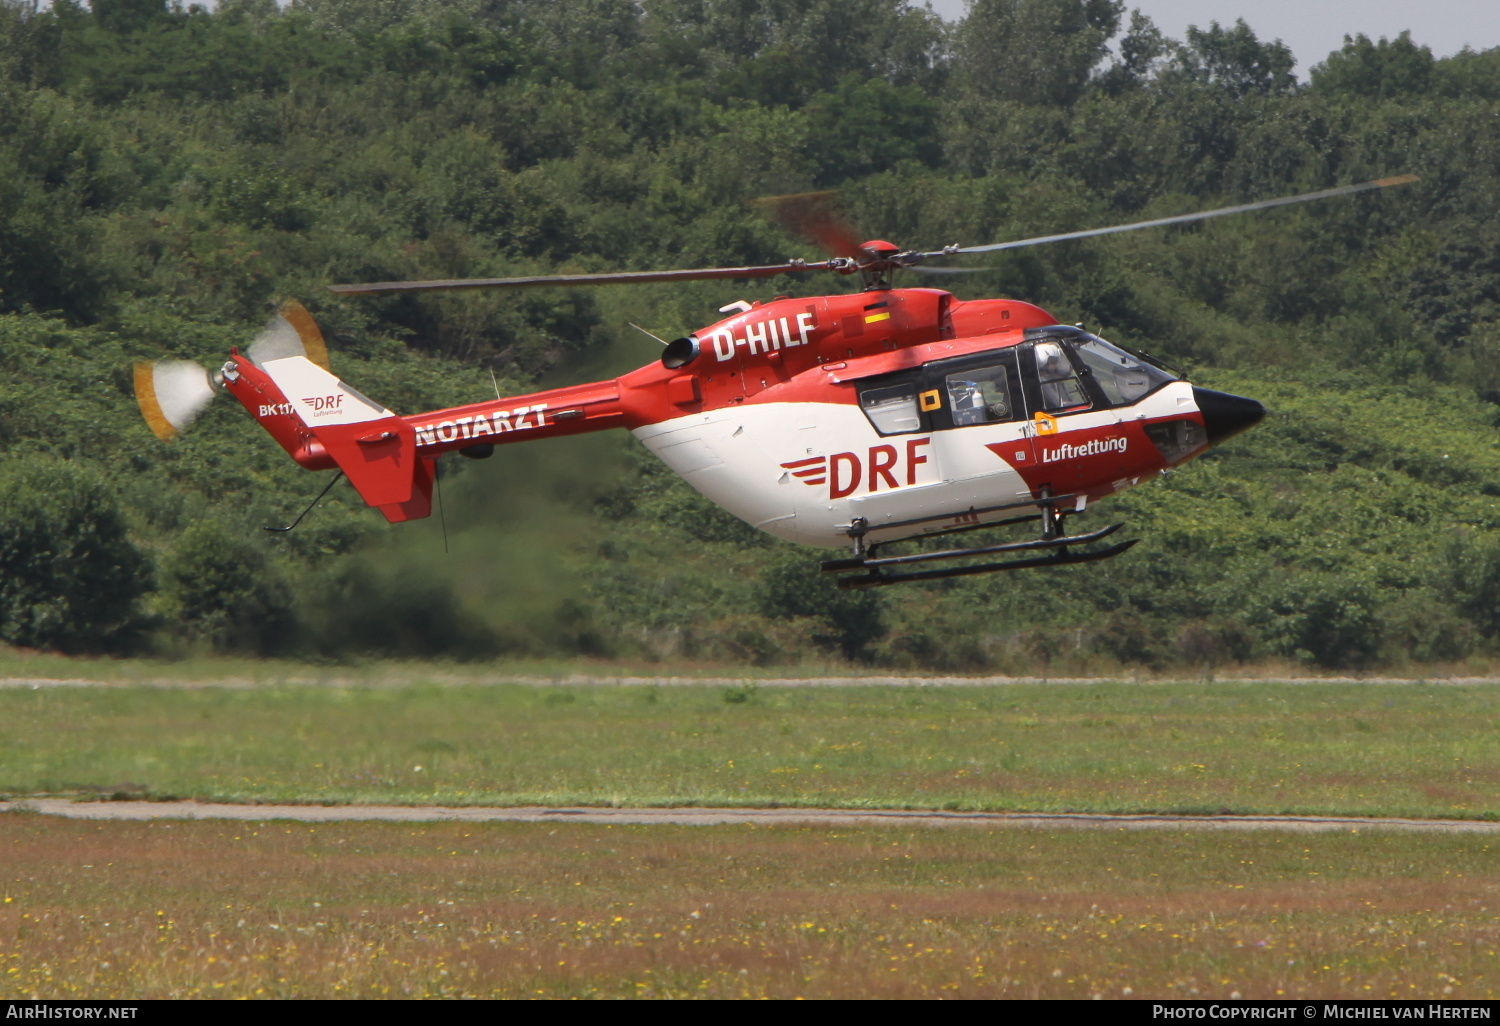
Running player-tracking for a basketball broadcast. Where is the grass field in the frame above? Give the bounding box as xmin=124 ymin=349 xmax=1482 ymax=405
xmin=4 ymin=679 xmax=1498 ymax=1000
xmin=1 ymin=681 xmax=1498 ymax=818
xmin=2 ymin=816 xmax=1497 ymax=999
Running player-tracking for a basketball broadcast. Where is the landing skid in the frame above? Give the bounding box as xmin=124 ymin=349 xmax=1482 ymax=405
xmin=822 ymin=492 xmax=1138 ymax=589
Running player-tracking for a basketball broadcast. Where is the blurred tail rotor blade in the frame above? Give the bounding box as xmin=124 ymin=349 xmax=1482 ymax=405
xmin=248 ymin=300 xmax=331 ymax=371
xmin=133 ymin=360 xmax=217 ymax=441
xmin=752 ymin=191 xmax=866 ymax=260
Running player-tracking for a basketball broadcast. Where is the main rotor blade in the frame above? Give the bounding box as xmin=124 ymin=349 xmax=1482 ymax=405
xmin=910 ymin=265 xmax=992 ymax=276
xmin=329 ymin=262 xmax=831 ymax=295
xmin=752 ymin=191 xmax=866 ymax=260
xmin=932 ymin=174 xmax=1419 ymax=257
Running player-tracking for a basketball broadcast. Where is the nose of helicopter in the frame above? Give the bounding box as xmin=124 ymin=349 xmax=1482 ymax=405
xmin=1192 ymin=387 xmax=1266 ymax=445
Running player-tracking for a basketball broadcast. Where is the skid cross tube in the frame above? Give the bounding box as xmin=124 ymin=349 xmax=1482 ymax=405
xmin=894 ymin=511 xmax=1046 ymax=548
xmin=821 ymin=522 xmax=1124 ymax=573
xmin=837 ymin=539 xmax=1140 ymax=589
xmin=837 ymin=512 xmax=1052 ymax=568
xmin=843 ymin=491 xmax=1084 ymax=544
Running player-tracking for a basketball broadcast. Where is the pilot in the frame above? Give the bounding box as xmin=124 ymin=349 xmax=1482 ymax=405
xmin=1036 ymin=343 xmax=1082 ymax=410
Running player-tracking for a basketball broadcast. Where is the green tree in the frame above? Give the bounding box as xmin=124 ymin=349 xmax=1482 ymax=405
xmin=954 ymin=0 xmax=1122 ymax=107
xmin=1311 ymin=32 xmax=1434 ymax=99
xmin=802 ymin=73 xmax=941 ymax=184
xmin=0 ymin=460 xmax=149 ymax=652
xmin=1163 ymin=19 xmax=1296 ymax=99
xmin=0 ymin=1 xmax=63 ymax=87
xmin=307 ymin=562 xmax=499 ymax=660
xmin=1096 ymin=9 xmax=1167 ymax=95
xmin=646 ymin=0 xmax=945 ymax=104
xmin=1433 ymin=46 xmax=1500 ymax=100
xmin=91 ymin=0 xmax=167 ymax=35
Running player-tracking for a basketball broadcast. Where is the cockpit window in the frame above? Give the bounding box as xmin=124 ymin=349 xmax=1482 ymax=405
xmin=1073 ymin=337 xmax=1177 ymax=405
xmin=1032 ymin=341 xmax=1090 ymax=412
xmin=859 ymin=382 xmax=921 ymax=434
xmin=945 ymin=363 xmax=1015 ymax=426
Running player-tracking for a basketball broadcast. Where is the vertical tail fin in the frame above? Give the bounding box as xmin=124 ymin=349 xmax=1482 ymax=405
xmin=256 ymin=355 xmax=434 ymax=523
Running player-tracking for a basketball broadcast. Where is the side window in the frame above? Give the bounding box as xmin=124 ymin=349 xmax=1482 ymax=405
xmin=1033 ymin=341 xmax=1090 ymax=412
xmin=944 ymin=363 xmax=1016 ymax=426
xmin=859 ymin=382 xmax=921 ymax=435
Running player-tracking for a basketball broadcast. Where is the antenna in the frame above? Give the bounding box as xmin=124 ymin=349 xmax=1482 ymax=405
xmin=628 ymin=322 xmax=669 ymax=345
xmin=435 ymin=460 xmax=449 ymax=555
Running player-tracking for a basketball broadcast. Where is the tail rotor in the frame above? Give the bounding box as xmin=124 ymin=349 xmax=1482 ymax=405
xmin=246 ymin=300 xmax=331 ymax=371
xmin=132 ymin=360 xmax=218 ymax=441
xmin=133 ymin=300 xmax=330 ymax=441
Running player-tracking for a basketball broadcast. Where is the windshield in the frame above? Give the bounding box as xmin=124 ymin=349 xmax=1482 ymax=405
xmin=1072 ymin=336 xmax=1178 ymax=405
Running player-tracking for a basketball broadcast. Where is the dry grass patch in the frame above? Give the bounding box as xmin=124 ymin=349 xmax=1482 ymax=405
xmin=2 ymin=816 xmax=1498 ymax=999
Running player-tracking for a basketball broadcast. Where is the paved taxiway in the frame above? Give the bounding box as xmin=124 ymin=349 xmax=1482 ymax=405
xmin=6 ymin=675 xmax=1500 ymax=689
xmin=3 ymin=799 xmax=1498 ymax=833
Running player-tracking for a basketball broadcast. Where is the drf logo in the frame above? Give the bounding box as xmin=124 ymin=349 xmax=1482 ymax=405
xmin=297 ymin=393 xmax=348 ymax=420
xmin=782 ymin=437 xmax=931 ymax=499
xmin=303 ymin=394 xmax=344 ymax=412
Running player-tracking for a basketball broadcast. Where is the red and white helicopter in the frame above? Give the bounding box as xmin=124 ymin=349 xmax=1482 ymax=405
xmin=135 ymin=176 xmax=1416 ymax=588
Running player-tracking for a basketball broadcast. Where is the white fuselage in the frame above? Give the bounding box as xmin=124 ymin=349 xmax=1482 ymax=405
xmin=633 ymin=380 xmax=1199 ymax=549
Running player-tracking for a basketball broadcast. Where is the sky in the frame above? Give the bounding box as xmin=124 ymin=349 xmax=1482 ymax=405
xmin=927 ymin=0 xmax=1500 ymax=77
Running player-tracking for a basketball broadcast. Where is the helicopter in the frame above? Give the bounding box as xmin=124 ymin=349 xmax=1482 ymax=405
xmin=134 ymin=175 xmax=1417 ymax=588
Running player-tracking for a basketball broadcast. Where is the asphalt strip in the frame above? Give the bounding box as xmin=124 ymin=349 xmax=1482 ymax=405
xmin=2 ymin=799 xmax=1498 ymax=833
xmin=6 ymin=676 xmax=1500 ymax=689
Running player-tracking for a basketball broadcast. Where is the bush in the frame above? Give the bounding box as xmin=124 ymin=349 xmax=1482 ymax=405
xmin=1094 ymin=608 xmax=1166 ymax=668
xmin=1247 ymin=573 xmax=1382 ymax=669
xmin=304 ymin=562 xmax=499 ymax=661
xmin=0 ymin=460 xmax=149 ymax=652
xmin=1173 ymin=618 xmax=1256 ymax=668
xmin=1445 ymin=533 xmax=1500 ymax=639
xmin=159 ymin=521 xmax=295 ymax=654
xmin=1376 ymin=588 xmax=1476 ymax=664
xmin=759 ymin=551 xmax=884 ymax=661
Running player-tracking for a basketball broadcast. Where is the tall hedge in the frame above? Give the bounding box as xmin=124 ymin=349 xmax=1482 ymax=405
xmin=0 ymin=460 xmax=149 ymax=652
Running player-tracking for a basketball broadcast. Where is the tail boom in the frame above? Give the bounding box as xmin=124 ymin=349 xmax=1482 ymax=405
xmin=226 ymin=353 xmax=628 ymax=522
xmin=221 ymin=352 xmax=334 ymax=471
xmin=405 ymin=379 xmax=625 ymax=455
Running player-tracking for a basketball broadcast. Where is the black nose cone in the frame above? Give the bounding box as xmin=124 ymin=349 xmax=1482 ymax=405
xmin=1193 ymin=387 xmax=1266 ymax=444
